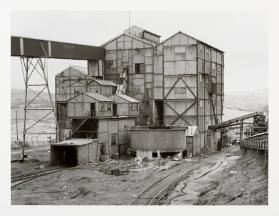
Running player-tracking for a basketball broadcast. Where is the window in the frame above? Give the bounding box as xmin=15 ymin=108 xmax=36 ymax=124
xmin=129 ymin=104 xmax=133 ymax=111
xmin=135 ymin=63 xmax=145 ymax=74
xmin=206 ymin=50 xmax=210 ymax=61
xmin=200 ymin=100 xmax=203 ymax=108
xmin=74 ymin=90 xmax=80 ymax=96
xmin=107 ymin=103 xmax=111 ymax=111
xmin=134 ymin=104 xmax=138 ymax=111
xmin=212 ymin=63 xmax=215 ymax=70
xmin=100 ymin=103 xmax=106 ymax=111
xmin=111 ymin=133 xmax=117 ymax=145
xmin=105 ymin=60 xmax=113 ymax=68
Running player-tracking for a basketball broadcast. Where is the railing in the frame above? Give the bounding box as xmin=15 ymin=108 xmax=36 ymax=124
xmin=86 ymin=111 xmax=96 ymax=118
xmin=240 ymin=132 xmax=268 ymax=151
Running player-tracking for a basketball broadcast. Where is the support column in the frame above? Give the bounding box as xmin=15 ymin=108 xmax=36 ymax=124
xmin=240 ymin=120 xmax=244 ymax=142
xmin=20 ymin=57 xmax=56 ymax=161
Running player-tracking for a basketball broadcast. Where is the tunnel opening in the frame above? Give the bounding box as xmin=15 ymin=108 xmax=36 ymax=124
xmin=51 ymin=146 xmax=78 ymax=167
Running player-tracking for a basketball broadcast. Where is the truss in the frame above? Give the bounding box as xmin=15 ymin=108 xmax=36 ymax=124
xmin=20 ymin=57 xmax=57 ymax=161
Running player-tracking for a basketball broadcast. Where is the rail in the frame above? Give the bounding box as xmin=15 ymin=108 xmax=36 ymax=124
xmin=11 ymin=166 xmax=74 ymax=188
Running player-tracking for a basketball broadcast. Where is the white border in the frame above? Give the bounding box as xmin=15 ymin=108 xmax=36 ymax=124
xmin=1 ymin=0 xmax=279 ymax=215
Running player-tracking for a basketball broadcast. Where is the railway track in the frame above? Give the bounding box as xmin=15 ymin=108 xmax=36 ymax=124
xmin=11 ymin=167 xmax=71 ymax=188
xmin=130 ymin=162 xmax=195 ymax=205
xmin=131 ymin=160 xmax=223 ymax=205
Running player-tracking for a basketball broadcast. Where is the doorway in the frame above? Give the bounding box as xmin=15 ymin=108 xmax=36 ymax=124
xmin=155 ymin=100 xmax=164 ymax=125
xmin=113 ymin=103 xmax=117 ymax=116
xmin=57 ymin=103 xmax=67 ymax=127
xmin=51 ymin=146 xmax=78 ymax=166
xmin=90 ymin=103 xmax=96 ymax=117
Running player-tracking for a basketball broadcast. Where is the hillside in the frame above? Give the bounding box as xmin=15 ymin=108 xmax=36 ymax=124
xmin=11 ymin=88 xmax=55 ymax=109
xmin=11 ymin=89 xmax=56 ymax=145
xmin=224 ymin=88 xmax=268 ymax=112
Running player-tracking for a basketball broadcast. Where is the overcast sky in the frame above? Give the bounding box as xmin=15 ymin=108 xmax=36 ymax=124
xmin=11 ymin=11 xmax=268 ymax=93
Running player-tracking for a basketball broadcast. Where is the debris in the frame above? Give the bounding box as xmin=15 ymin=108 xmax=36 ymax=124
xmin=229 ymin=170 xmax=237 ymax=177
xmin=172 ymin=157 xmax=180 ymax=161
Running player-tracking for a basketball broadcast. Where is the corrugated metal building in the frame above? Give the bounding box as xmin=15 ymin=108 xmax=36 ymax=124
xmin=55 ymin=26 xmax=224 ymax=157
xmin=102 ymin=26 xmax=224 ymax=151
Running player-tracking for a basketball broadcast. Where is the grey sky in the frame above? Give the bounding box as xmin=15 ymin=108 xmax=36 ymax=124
xmin=11 ymin=11 xmax=268 ymax=93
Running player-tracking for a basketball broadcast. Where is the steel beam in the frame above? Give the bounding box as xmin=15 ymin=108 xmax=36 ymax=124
xmin=11 ymin=36 xmax=104 ymax=60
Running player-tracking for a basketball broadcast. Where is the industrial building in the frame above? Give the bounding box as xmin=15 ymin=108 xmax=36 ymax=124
xmin=54 ymin=26 xmax=224 ymax=162
xmin=102 ymin=26 xmax=224 ymax=153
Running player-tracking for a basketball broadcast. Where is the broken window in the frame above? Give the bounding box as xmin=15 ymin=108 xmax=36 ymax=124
xmin=111 ymin=133 xmax=117 ymax=145
xmin=135 ymin=63 xmax=145 ymax=74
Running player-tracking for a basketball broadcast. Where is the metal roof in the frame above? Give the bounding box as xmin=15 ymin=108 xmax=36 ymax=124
xmin=245 ymin=132 xmax=268 ymax=139
xmin=112 ymin=94 xmax=140 ymax=103
xmin=71 ymin=66 xmax=88 ymax=74
xmin=92 ymin=79 xmax=117 ymax=86
xmin=124 ymin=26 xmax=161 ymax=38
xmin=158 ymin=31 xmax=224 ymax=53
xmin=101 ymin=33 xmax=156 ymax=47
xmin=84 ymin=92 xmax=113 ymax=102
xmin=51 ymin=138 xmax=97 ymax=147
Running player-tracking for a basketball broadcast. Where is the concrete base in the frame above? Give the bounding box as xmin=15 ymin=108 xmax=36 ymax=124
xmin=136 ymin=150 xmax=152 ymax=160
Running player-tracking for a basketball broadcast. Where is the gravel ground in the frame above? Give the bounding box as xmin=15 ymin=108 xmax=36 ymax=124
xmin=11 ymin=145 xmax=268 ymax=205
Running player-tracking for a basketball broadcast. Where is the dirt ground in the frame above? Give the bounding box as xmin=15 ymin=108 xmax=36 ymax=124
xmin=11 ymin=145 xmax=268 ymax=205
xmin=167 ymin=147 xmax=268 ymax=205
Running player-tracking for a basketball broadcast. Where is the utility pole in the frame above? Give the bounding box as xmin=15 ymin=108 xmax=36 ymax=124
xmin=21 ymin=58 xmax=29 ymax=162
xmin=16 ymin=110 xmax=19 ymax=141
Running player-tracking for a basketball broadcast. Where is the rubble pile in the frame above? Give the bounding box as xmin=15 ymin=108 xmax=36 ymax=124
xmin=86 ymin=157 xmax=182 ymax=175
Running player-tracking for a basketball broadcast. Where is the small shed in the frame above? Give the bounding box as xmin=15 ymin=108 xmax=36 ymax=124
xmin=110 ymin=94 xmax=140 ymax=117
xmin=50 ymin=139 xmax=98 ymax=166
xmin=186 ymin=126 xmax=200 ymax=157
xmin=67 ymin=92 xmax=113 ymax=118
xmin=88 ymin=79 xmax=117 ymax=97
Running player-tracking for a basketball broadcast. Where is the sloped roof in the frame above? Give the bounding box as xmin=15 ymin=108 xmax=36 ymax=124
xmin=101 ymin=33 xmax=156 ymax=47
xmin=92 ymin=79 xmax=117 ymax=86
xmin=68 ymin=92 xmax=112 ymax=102
xmin=158 ymin=31 xmax=224 ymax=53
xmin=71 ymin=66 xmax=88 ymax=74
xmin=123 ymin=26 xmax=161 ymax=38
xmin=52 ymin=138 xmax=97 ymax=147
xmin=112 ymin=94 xmax=140 ymax=103
xmin=84 ymin=92 xmax=113 ymax=102
xmin=56 ymin=66 xmax=88 ymax=77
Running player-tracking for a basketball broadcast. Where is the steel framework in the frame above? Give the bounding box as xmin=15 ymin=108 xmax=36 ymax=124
xmin=20 ymin=57 xmax=56 ymax=161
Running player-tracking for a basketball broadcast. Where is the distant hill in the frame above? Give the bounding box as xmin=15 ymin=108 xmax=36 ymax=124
xmin=11 ymin=89 xmax=55 ymax=109
xmin=11 ymin=87 xmax=268 ymax=113
xmin=224 ymin=88 xmax=268 ymax=112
